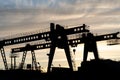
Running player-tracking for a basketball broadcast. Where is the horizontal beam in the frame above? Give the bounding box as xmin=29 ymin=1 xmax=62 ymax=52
xmin=95 ymin=32 xmax=119 ymax=41
xmin=11 ymin=32 xmax=119 ymax=53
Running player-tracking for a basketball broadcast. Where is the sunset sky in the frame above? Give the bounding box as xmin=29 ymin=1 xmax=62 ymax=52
xmin=0 ymin=0 xmax=120 ymax=70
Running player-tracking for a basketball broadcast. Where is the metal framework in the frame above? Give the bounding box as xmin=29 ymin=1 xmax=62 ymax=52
xmin=0 ymin=23 xmax=89 ymax=70
xmin=0 ymin=22 xmax=119 ymax=71
xmin=11 ymin=30 xmax=119 ymax=72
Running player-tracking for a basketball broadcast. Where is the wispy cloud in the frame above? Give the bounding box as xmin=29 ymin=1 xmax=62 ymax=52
xmin=0 ymin=0 xmax=120 ymax=37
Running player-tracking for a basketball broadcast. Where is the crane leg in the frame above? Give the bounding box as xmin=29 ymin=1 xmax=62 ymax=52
xmin=47 ymin=45 xmax=56 ymax=72
xmin=0 ymin=47 xmax=8 ymax=70
xmin=83 ymin=44 xmax=88 ymax=62
xmin=31 ymin=50 xmax=37 ymax=70
xmin=93 ymin=43 xmax=99 ymax=60
xmin=64 ymin=45 xmax=73 ymax=71
xmin=20 ymin=51 xmax=27 ymax=69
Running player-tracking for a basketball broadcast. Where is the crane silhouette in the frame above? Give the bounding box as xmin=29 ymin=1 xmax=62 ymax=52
xmin=11 ymin=23 xmax=119 ymax=72
xmin=0 ymin=23 xmax=89 ymax=70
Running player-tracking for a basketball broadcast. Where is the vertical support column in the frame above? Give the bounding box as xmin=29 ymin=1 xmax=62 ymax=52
xmin=30 ymin=51 xmax=33 ymax=70
xmin=47 ymin=46 xmax=56 ymax=72
xmin=11 ymin=56 xmax=13 ymax=69
xmin=19 ymin=51 xmax=27 ymax=69
xmin=64 ymin=45 xmax=73 ymax=71
xmin=14 ymin=56 xmax=16 ymax=69
xmin=31 ymin=50 xmax=37 ymax=70
xmin=0 ymin=47 xmax=8 ymax=70
xmin=47 ymin=23 xmax=56 ymax=72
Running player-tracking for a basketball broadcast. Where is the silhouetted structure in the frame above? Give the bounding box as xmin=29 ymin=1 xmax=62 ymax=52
xmin=0 ymin=23 xmax=89 ymax=70
xmin=82 ymin=33 xmax=99 ymax=61
xmin=18 ymin=44 xmax=38 ymax=70
xmin=10 ymin=53 xmax=18 ymax=69
xmin=0 ymin=23 xmax=119 ymax=80
xmin=47 ymin=23 xmax=74 ymax=72
xmin=11 ymin=23 xmax=89 ymax=71
xmin=11 ymin=23 xmax=119 ymax=72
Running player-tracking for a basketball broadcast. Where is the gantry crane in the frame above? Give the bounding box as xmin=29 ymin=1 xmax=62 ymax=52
xmin=0 ymin=23 xmax=89 ymax=70
xmin=11 ymin=23 xmax=89 ymax=72
xmin=11 ymin=27 xmax=119 ymax=72
xmin=82 ymin=32 xmax=119 ymax=61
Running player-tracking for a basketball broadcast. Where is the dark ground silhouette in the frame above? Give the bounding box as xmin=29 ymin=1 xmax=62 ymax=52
xmin=0 ymin=59 xmax=120 ymax=80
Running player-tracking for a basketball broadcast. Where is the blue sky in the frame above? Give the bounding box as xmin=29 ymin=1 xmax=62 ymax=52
xmin=0 ymin=0 xmax=120 ymax=70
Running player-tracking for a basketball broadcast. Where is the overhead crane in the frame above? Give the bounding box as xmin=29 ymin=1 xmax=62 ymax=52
xmin=0 ymin=23 xmax=89 ymax=70
xmin=11 ymin=29 xmax=119 ymax=72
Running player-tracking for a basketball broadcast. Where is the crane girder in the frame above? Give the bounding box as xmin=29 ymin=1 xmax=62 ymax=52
xmin=95 ymin=32 xmax=119 ymax=41
xmin=11 ymin=32 xmax=120 ymax=53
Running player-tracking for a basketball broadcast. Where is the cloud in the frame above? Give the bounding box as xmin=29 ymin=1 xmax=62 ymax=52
xmin=0 ymin=0 xmax=120 ymax=37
